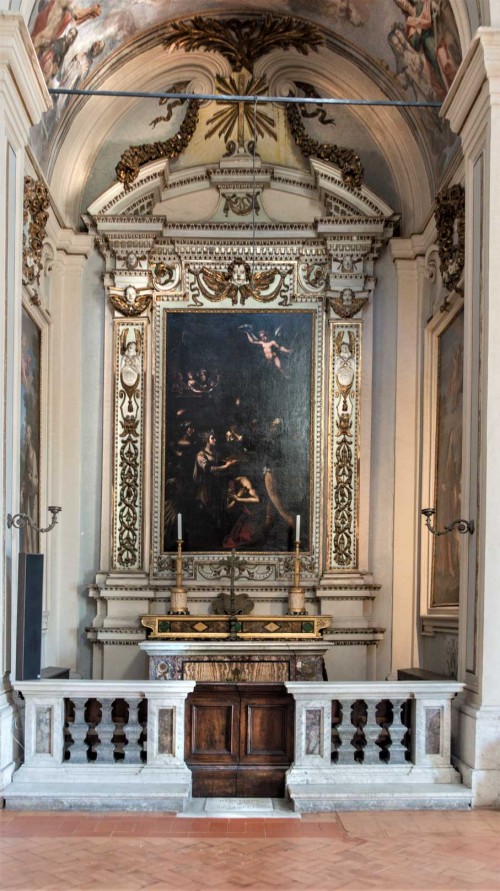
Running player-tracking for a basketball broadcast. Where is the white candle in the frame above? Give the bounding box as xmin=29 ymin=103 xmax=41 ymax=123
xmin=296 ymin=514 xmax=300 ymax=542
xmin=177 ymin=513 xmax=182 ymax=540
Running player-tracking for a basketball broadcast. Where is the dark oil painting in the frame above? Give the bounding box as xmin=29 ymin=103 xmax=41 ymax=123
xmin=432 ymin=308 xmax=463 ymax=607
xmin=162 ymin=310 xmax=314 ymax=553
xmin=20 ymin=308 xmax=41 ymax=554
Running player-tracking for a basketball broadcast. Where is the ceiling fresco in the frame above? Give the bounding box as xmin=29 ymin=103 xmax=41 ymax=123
xmin=28 ymin=1 xmax=466 ymax=227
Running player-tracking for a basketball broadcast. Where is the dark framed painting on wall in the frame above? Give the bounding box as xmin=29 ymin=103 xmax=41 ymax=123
xmin=431 ymin=306 xmax=464 ymax=607
xmin=162 ymin=310 xmax=314 ymax=553
xmin=20 ymin=307 xmax=41 ymax=554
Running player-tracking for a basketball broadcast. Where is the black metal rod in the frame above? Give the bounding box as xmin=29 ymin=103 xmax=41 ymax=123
xmin=48 ymin=86 xmax=442 ymax=109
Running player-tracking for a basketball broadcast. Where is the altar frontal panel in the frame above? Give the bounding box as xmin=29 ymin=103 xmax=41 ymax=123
xmin=162 ymin=310 xmax=314 ymax=553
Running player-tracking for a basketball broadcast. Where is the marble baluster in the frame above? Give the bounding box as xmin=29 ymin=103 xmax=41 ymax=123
xmin=335 ymin=699 xmax=355 ymax=765
xmin=388 ymin=698 xmax=409 ymax=764
xmin=68 ymin=699 xmax=89 ymax=764
xmin=123 ymin=697 xmax=143 ymax=764
xmin=362 ymin=699 xmax=382 ymax=764
xmin=95 ymin=698 xmax=116 ymax=764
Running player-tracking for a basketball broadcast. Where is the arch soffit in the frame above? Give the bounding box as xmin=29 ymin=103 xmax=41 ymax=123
xmin=50 ymin=42 xmax=426 ymax=232
xmin=260 ymin=50 xmax=432 ymax=233
xmin=47 ymin=49 xmax=231 ymax=225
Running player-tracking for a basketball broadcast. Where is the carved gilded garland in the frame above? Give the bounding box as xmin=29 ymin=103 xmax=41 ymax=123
xmin=115 ymin=99 xmax=200 ymax=190
xmin=23 ymin=176 xmax=50 ymax=293
xmin=112 ymin=320 xmax=147 ymax=570
xmin=286 ymin=103 xmax=364 ymax=191
xmin=328 ymin=321 xmax=361 ymax=570
xmin=435 ymin=183 xmax=465 ymax=294
xmin=162 ymin=15 xmax=324 ymax=72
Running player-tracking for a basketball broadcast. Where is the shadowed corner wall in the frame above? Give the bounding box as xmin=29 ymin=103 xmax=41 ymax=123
xmin=369 ymin=247 xmax=397 ymax=680
xmin=77 ymin=248 xmax=105 ymax=677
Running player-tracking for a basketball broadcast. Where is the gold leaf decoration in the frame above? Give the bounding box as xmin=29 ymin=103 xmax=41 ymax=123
xmin=286 ymin=102 xmax=364 ymax=190
xmin=115 ymin=99 xmax=200 ymax=190
xmin=162 ymin=15 xmax=324 ymax=72
xmin=23 ymin=176 xmax=50 ymax=290
xmin=435 ymin=183 xmax=465 ymax=295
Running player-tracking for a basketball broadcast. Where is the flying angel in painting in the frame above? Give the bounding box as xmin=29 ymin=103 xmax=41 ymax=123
xmin=239 ymin=323 xmax=293 ymax=377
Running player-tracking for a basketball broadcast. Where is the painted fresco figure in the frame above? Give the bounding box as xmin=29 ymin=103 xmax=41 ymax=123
xmin=392 ymin=0 xmax=460 ymax=99
xmin=31 ymin=0 xmax=102 ymax=54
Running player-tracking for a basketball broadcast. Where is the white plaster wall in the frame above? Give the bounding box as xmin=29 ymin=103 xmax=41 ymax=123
xmin=367 ymin=247 xmax=397 ymax=680
xmin=77 ymin=249 xmax=105 ymax=677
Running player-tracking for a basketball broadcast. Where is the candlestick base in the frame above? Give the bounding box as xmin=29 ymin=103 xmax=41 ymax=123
xmin=287 ymin=587 xmax=308 ymax=616
xmin=169 ymin=587 xmax=190 ymax=615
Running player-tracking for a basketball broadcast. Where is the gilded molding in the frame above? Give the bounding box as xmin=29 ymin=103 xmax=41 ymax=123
xmin=328 ymin=323 xmax=361 ymax=570
xmin=112 ymin=321 xmax=147 ymax=569
xmin=435 ymin=183 xmax=465 ymax=296
xmin=115 ymin=99 xmax=200 ymax=190
xmin=162 ymin=15 xmax=323 ymax=72
xmin=23 ymin=176 xmax=50 ymax=297
xmin=286 ymin=102 xmax=364 ymax=190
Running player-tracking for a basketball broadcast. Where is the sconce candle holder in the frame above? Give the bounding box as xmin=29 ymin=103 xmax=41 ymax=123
xmin=7 ymin=505 xmax=62 ymax=535
xmin=421 ymin=508 xmax=474 ymax=537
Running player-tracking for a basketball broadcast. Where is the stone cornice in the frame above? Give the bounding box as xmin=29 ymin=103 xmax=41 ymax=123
xmin=442 ymin=28 xmax=500 ymax=135
xmin=0 ymin=13 xmax=51 ymax=137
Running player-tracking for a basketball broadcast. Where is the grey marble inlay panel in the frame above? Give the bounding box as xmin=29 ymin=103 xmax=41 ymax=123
xmin=425 ymin=707 xmax=442 ymax=755
xmin=305 ymin=708 xmax=322 ymax=755
xmin=158 ymin=708 xmax=174 ymax=754
xmin=35 ymin=707 xmax=52 ymax=754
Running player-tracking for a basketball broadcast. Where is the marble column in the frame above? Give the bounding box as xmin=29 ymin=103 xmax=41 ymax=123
xmin=442 ymin=27 xmax=500 ymax=805
xmin=0 ymin=13 xmax=50 ymax=788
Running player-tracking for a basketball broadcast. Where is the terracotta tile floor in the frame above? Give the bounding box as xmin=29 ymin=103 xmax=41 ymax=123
xmin=1 ymin=808 xmax=500 ymax=890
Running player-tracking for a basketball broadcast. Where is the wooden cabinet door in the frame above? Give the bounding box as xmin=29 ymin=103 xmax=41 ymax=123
xmin=185 ymin=683 xmax=294 ymax=798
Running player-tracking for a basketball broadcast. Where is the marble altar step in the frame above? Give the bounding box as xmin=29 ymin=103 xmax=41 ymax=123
xmin=179 ymin=797 xmax=300 ymax=818
xmin=288 ymin=782 xmax=473 ymax=811
xmin=3 ymin=782 xmax=190 ymax=812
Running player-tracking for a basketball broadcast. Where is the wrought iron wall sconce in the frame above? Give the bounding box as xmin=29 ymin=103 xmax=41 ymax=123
xmin=7 ymin=506 xmax=62 ymax=535
xmin=421 ymin=508 xmax=474 ymax=536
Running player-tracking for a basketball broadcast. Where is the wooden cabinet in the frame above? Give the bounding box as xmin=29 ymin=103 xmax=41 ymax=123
xmin=185 ymin=684 xmax=295 ymax=797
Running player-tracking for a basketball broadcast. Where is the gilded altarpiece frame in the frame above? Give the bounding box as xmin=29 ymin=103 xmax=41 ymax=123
xmin=421 ymin=297 xmax=464 ymax=623
xmin=327 ymin=321 xmax=361 ymax=571
xmin=112 ymin=318 xmax=148 ymax=571
xmin=151 ymin=284 xmax=325 ymax=584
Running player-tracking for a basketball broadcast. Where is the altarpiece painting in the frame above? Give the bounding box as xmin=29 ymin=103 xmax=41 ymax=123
xmin=162 ymin=310 xmax=314 ymax=553
xmin=432 ymin=307 xmax=464 ymax=607
xmin=20 ymin=307 xmax=41 ymax=554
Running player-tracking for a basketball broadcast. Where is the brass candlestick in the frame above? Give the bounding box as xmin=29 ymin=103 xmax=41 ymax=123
xmin=287 ymin=539 xmax=308 ymax=616
xmin=169 ymin=539 xmax=189 ymax=615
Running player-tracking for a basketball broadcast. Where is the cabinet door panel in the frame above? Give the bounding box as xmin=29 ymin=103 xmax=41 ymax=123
xmin=239 ymin=691 xmax=294 ymax=764
xmin=186 ymin=688 xmax=239 ymax=763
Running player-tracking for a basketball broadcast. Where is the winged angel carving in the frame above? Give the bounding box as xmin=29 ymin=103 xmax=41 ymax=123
xmin=109 ymin=284 xmax=152 ymax=317
xmin=189 ymin=257 xmax=291 ymax=306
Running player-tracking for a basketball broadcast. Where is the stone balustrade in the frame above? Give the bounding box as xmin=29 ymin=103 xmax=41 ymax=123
xmin=5 ymin=680 xmax=196 ymax=811
xmin=3 ymin=678 xmax=472 ymax=811
xmin=285 ymin=681 xmax=472 ymax=810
